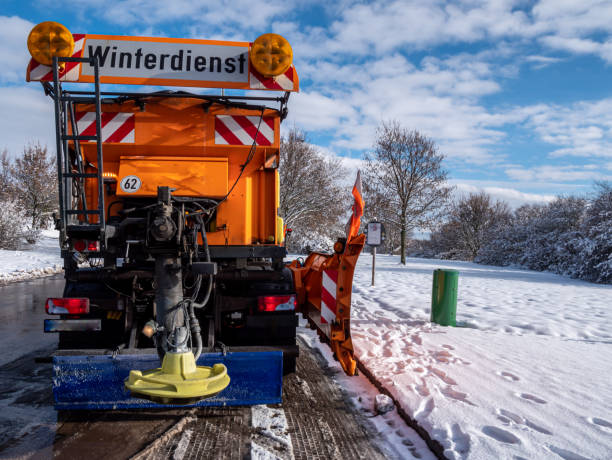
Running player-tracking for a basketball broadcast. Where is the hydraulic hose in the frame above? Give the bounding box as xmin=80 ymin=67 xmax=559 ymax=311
xmin=191 ymin=219 xmax=213 ymax=309
xmin=188 ymin=300 xmax=203 ymax=360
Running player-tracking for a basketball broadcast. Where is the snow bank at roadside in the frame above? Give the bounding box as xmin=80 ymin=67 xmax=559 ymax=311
xmin=351 ymin=255 xmax=612 ymax=460
xmin=0 ymin=230 xmax=62 ymax=284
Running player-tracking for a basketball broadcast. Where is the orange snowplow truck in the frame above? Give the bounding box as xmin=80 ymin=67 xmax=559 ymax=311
xmin=27 ymin=22 xmax=364 ymax=409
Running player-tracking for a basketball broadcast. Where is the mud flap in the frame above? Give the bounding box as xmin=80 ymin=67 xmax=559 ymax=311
xmin=52 ymin=351 xmax=283 ymax=410
xmin=289 ymin=233 xmax=366 ymax=376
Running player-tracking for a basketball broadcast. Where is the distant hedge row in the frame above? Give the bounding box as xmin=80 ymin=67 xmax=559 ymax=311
xmin=420 ymin=183 xmax=612 ymax=284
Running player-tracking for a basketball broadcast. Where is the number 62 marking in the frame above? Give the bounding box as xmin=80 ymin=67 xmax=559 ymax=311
xmin=120 ymin=175 xmax=142 ymax=193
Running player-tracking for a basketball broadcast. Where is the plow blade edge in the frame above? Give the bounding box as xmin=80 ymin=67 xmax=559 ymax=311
xmin=290 ymin=233 xmax=365 ymax=376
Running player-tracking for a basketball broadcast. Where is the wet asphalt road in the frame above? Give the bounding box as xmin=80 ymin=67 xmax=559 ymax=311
xmin=0 ymin=276 xmax=62 ymax=367
xmin=0 ymin=276 xmax=405 ymax=460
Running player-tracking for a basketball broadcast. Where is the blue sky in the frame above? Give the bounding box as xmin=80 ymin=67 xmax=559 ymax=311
xmin=1 ymin=0 xmax=612 ymax=207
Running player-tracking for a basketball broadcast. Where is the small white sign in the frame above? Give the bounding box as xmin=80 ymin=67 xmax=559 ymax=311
xmin=120 ymin=175 xmax=142 ymax=193
xmin=367 ymin=222 xmax=383 ymax=246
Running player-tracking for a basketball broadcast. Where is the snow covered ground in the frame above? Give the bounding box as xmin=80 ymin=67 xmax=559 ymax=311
xmin=348 ymin=254 xmax=612 ymax=459
xmin=1 ymin=233 xmax=610 ymax=458
xmin=0 ymin=230 xmax=62 ymax=284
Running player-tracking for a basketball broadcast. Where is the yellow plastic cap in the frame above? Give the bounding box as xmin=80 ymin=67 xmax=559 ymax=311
xmin=27 ymin=21 xmax=74 ymax=66
xmin=250 ymin=33 xmax=293 ymax=77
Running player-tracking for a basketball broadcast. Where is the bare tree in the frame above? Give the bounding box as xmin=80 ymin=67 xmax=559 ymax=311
xmin=10 ymin=143 xmax=57 ymax=242
xmin=453 ymin=192 xmax=511 ymax=259
xmin=279 ymin=128 xmax=347 ymax=252
xmin=363 ymin=121 xmax=452 ymax=264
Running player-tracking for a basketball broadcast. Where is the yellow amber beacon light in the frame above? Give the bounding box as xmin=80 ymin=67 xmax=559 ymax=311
xmin=250 ymin=33 xmax=293 ymax=77
xmin=27 ymin=21 xmax=74 ymax=66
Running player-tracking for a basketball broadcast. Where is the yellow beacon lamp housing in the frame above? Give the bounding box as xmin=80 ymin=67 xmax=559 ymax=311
xmin=27 ymin=21 xmax=74 ymax=66
xmin=250 ymin=33 xmax=293 ymax=77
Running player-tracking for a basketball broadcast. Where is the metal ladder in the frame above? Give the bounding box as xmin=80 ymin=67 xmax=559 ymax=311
xmin=52 ymin=56 xmax=105 ymax=250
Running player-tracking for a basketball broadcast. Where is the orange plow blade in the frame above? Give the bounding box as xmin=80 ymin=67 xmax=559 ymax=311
xmin=289 ymin=233 xmax=365 ymax=376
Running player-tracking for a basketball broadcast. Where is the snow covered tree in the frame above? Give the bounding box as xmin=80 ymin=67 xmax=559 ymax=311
xmin=363 ymin=121 xmax=452 ymax=264
xmin=477 ymin=198 xmax=587 ymax=277
xmin=453 ymin=192 xmax=511 ymax=259
xmin=0 ymin=150 xmax=14 ymax=202
xmin=0 ymin=199 xmax=26 ymax=250
xmin=427 ymin=192 xmax=510 ymax=260
xmin=10 ymin=143 xmax=57 ymax=243
xmin=575 ymin=183 xmax=612 ymax=283
xmin=519 ymin=197 xmax=585 ymax=273
xmin=279 ymin=129 xmax=347 ymax=253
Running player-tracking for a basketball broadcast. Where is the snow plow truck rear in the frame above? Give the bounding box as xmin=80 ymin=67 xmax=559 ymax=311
xmin=26 ymin=21 xmax=365 ymax=409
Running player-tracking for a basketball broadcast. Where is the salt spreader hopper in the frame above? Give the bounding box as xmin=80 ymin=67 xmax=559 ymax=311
xmin=26 ymin=21 xmax=364 ymax=409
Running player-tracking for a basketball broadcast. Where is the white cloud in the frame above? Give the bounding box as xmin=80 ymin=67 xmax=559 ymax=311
xmin=64 ymin=0 xmax=291 ymax=33
xmin=0 ymin=86 xmax=55 ymax=155
xmin=324 ymin=1 xmax=534 ymax=55
xmin=505 ymin=165 xmax=612 ymax=183
xmin=0 ymin=16 xmax=35 ymax=84
xmin=525 ymin=54 xmax=563 ymax=69
xmin=287 ymin=91 xmax=357 ymax=132
xmin=513 ymin=98 xmax=612 ymax=159
xmin=452 ymin=182 xmax=556 ymax=208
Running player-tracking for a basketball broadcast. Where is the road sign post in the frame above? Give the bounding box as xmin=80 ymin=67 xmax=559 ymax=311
xmin=366 ymin=221 xmax=385 ymax=286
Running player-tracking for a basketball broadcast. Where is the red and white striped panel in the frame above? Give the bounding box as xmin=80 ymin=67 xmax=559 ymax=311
xmin=249 ymin=66 xmax=297 ymax=91
xmin=321 ymin=269 xmax=338 ymax=324
xmin=74 ymin=112 xmax=135 ymax=143
xmin=215 ymin=115 xmax=274 ymax=146
xmin=27 ymin=34 xmax=85 ymax=82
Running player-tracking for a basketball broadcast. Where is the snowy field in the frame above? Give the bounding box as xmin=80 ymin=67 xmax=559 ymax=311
xmin=0 ymin=230 xmax=62 ymax=283
xmin=348 ymin=254 xmax=612 ymax=459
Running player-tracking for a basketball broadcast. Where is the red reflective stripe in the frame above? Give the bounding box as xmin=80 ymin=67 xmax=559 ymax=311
xmin=321 ymin=289 xmax=336 ymax=313
xmin=233 ymin=116 xmax=272 ymax=146
xmin=325 ymin=269 xmax=339 ymax=283
xmin=251 ymin=69 xmax=284 ymax=90
xmin=80 ymin=112 xmax=114 ymax=137
xmin=74 ymin=111 xmax=88 ymax=123
xmin=100 ymin=112 xmax=117 ymax=129
xmin=263 ymin=117 xmax=275 ymax=132
xmin=105 ymin=115 xmax=135 ymax=143
xmin=215 ymin=117 xmax=243 ymax=145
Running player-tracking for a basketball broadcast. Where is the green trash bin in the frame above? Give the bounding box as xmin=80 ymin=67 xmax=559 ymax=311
xmin=431 ymin=269 xmax=458 ymax=326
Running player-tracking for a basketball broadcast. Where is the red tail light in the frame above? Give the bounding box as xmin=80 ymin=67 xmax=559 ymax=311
xmin=73 ymin=240 xmax=86 ymax=252
xmin=257 ymin=295 xmax=296 ymax=312
xmin=72 ymin=239 xmax=100 ymax=252
xmin=45 ymin=298 xmax=90 ymax=314
xmin=87 ymin=241 xmax=100 ymax=251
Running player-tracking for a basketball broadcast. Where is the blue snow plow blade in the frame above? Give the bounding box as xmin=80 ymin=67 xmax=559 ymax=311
xmin=52 ymin=351 xmax=283 ymax=410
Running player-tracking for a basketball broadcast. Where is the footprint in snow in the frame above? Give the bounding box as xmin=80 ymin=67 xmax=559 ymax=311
xmin=481 ymin=426 xmax=521 ymax=444
xmin=497 ymin=409 xmax=552 ymax=435
xmin=546 ymin=444 xmax=591 ymax=460
xmin=441 ymin=386 xmax=476 ymax=406
xmin=414 ymin=397 xmax=435 ymax=419
xmin=430 ymin=367 xmax=457 ymax=385
xmin=412 ymin=378 xmax=430 ymax=397
xmin=588 ymin=417 xmax=612 ymax=430
xmin=447 ymin=423 xmax=471 ymax=455
xmin=518 ymin=393 xmax=547 ymax=404
xmin=499 ymin=371 xmax=520 ymax=382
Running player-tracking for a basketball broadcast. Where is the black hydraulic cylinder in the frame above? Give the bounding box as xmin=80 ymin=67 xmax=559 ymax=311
xmin=155 ymin=256 xmax=184 ymax=355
